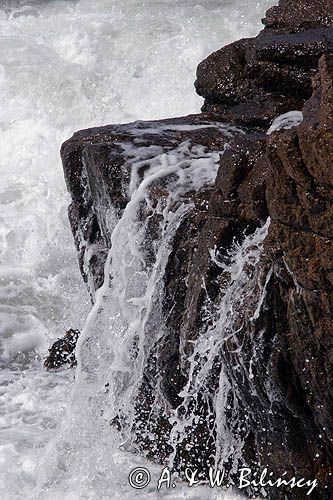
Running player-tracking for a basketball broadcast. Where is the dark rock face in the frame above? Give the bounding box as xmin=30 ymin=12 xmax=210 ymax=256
xmin=263 ymin=0 xmax=333 ymax=31
xmin=264 ymin=55 xmax=333 ymax=475
xmin=61 ymin=1 xmax=333 ymax=498
xmin=195 ymin=0 xmax=333 ymax=129
xmin=61 ymin=114 xmax=239 ymax=298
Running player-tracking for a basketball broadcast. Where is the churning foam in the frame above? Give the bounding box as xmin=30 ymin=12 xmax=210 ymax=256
xmin=0 ymin=1 xmax=276 ymax=498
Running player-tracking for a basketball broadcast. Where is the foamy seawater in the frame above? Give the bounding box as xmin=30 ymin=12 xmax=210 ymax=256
xmin=0 ymin=1 xmax=275 ymax=498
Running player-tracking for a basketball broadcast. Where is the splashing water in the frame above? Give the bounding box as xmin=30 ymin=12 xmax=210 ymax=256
xmin=36 ymin=130 xmax=230 ymax=496
xmin=168 ymin=220 xmax=271 ymax=474
xmin=267 ymin=111 xmax=303 ymax=135
xmin=36 ymin=132 xmax=271 ymax=499
xmin=0 ymin=0 xmax=277 ymax=499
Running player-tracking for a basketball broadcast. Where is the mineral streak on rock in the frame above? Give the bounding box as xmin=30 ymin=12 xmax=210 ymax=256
xmin=60 ymin=1 xmax=333 ymax=498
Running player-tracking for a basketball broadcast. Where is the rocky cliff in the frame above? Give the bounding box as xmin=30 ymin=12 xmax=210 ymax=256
xmin=61 ymin=1 xmax=333 ymax=498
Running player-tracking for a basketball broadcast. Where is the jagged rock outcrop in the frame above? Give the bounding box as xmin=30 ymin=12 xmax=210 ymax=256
xmin=195 ymin=1 xmax=333 ymax=128
xmin=60 ymin=1 xmax=333 ymax=498
xmin=263 ymin=0 xmax=333 ymax=31
xmin=61 ymin=115 xmax=240 ymax=298
xmin=262 ymin=54 xmax=333 ymax=488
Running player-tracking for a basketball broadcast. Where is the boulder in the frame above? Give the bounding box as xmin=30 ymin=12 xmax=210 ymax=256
xmin=44 ymin=329 xmax=80 ymax=370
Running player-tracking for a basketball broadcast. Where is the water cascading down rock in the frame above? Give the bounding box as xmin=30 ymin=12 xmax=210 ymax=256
xmin=60 ymin=0 xmax=333 ymax=498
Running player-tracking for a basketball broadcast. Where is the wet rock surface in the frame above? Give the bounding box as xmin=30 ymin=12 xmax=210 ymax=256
xmin=263 ymin=0 xmax=333 ymax=31
xmin=44 ymin=329 xmax=80 ymax=370
xmin=195 ymin=1 xmax=333 ymax=129
xmin=61 ymin=115 xmax=239 ymax=298
xmin=61 ymin=1 xmax=333 ymax=498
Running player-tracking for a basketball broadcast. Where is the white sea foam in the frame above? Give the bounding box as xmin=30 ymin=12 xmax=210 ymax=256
xmin=0 ymin=0 xmax=276 ymax=498
xmin=267 ymin=111 xmax=303 ymax=134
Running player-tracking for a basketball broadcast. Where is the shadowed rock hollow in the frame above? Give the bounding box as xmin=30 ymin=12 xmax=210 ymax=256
xmin=59 ymin=1 xmax=333 ymax=498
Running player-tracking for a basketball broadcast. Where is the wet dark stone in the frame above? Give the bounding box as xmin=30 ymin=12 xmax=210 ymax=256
xmin=44 ymin=329 xmax=80 ymax=370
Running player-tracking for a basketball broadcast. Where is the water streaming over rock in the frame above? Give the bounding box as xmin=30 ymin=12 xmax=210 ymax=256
xmin=37 ymin=128 xmax=271 ymax=498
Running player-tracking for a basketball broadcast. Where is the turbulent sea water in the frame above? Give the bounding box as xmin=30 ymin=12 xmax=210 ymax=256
xmin=0 ymin=1 xmax=276 ymax=498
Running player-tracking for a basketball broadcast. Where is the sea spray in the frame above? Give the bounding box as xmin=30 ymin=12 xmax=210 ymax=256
xmin=167 ymin=220 xmax=271 ymax=476
xmin=42 ymin=137 xmax=226 ymax=486
xmin=37 ymin=131 xmax=272 ymax=498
